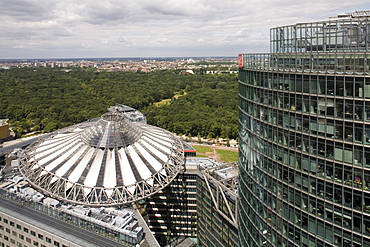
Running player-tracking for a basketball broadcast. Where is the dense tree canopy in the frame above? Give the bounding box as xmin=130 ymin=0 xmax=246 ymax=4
xmin=143 ymin=78 xmax=238 ymax=139
xmin=0 ymin=67 xmax=238 ymax=139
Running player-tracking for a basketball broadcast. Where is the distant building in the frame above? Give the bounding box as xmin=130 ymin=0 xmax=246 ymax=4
xmin=179 ymin=70 xmax=194 ymax=75
xmin=0 ymin=119 xmax=10 ymax=141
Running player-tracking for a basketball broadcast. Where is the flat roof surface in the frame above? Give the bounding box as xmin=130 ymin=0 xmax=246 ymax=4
xmin=0 ymin=198 xmax=125 ymax=247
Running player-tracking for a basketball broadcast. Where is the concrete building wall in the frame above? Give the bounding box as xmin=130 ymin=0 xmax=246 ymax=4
xmin=0 ymin=209 xmax=82 ymax=247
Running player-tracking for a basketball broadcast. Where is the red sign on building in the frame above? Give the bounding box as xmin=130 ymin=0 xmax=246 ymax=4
xmin=238 ymin=54 xmax=243 ymax=68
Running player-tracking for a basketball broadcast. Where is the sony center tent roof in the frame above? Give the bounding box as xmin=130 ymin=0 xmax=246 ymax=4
xmin=19 ymin=112 xmax=184 ymax=206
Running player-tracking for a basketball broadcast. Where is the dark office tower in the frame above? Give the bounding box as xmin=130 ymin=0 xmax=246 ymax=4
xmin=238 ymin=11 xmax=370 ymax=247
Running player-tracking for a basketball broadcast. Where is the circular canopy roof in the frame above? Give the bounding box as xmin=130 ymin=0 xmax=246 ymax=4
xmin=19 ymin=112 xmax=184 ymax=206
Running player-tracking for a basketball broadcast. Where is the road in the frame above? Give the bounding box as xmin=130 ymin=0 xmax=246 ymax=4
xmin=0 ymin=198 xmax=125 ymax=247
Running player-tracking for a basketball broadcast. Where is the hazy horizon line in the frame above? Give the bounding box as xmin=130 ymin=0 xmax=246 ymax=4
xmin=0 ymin=56 xmax=238 ymax=62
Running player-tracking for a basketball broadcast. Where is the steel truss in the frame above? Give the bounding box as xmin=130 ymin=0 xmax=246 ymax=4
xmin=18 ymin=116 xmax=185 ymax=207
xmin=202 ymin=162 xmax=238 ymax=227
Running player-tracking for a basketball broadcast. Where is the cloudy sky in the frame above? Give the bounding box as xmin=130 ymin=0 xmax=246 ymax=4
xmin=1 ymin=0 xmax=370 ymax=59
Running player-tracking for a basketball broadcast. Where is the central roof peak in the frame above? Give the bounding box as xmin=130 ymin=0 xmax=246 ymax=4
xmin=81 ymin=112 xmax=142 ymax=149
xmin=101 ymin=112 xmax=125 ymax=122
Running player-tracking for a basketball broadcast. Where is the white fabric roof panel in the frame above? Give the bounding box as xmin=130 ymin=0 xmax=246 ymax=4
xmin=54 ymin=145 xmax=88 ymax=177
xmin=19 ymin=111 xmax=184 ymax=206
xmin=118 ymin=149 xmax=136 ymax=187
xmin=37 ymin=133 xmax=70 ymax=146
xmin=103 ymin=149 xmax=116 ymax=189
xmin=143 ymin=136 xmax=171 ymax=161
xmin=68 ymin=147 xmax=95 ymax=183
xmin=144 ymin=127 xmax=172 ymax=140
xmin=127 ymin=145 xmax=152 ymax=180
xmin=84 ymin=149 xmax=104 ymax=188
xmin=43 ymin=140 xmax=81 ymax=172
xmin=135 ymin=142 xmax=163 ymax=171
xmin=38 ymin=138 xmax=77 ymax=167
xmin=34 ymin=135 xmax=78 ymax=162
xmin=36 ymin=133 xmax=76 ymax=151
xmin=139 ymin=139 xmax=168 ymax=163
xmin=143 ymin=134 xmax=172 ymax=149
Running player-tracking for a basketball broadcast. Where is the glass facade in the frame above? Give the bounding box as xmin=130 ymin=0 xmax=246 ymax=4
xmin=238 ymin=12 xmax=370 ymax=247
xmin=145 ymin=174 xmax=197 ymax=246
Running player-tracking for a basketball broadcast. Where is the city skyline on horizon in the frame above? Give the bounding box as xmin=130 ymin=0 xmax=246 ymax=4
xmin=2 ymin=1 xmax=370 ymax=59
xmin=0 ymin=56 xmax=238 ymax=62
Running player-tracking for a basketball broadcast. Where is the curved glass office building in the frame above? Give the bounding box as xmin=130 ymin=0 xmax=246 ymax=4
xmin=238 ymin=11 xmax=370 ymax=247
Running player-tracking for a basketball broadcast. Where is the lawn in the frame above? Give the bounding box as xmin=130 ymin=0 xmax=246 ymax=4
xmin=152 ymin=92 xmax=187 ymax=107
xmin=153 ymin=98 xmax=171 ymax=107
xmin=215 ymin=149 xmax=239 ymax=163
xmin=192 ymin=145 xmax=213 ymax=153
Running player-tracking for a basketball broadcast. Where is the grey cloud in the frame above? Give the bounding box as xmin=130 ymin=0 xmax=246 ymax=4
xmin=1 ymin=0 xmax=370 ymax=59
xmin=0 ymin=0 xmax=56 ymax=21
xmin=143 ymin=3 xmax=188 ymax=16
xmin=83 ymin=2 xmax=131 ymax=25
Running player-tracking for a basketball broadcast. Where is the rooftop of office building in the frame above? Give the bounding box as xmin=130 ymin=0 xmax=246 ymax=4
xmin=186 ymin=157 xmax=238 ymax=199
xmin=0 ymin=167 xmax=154 ymax=246
xmin=186 ymin=157 xmax=238 ymax=229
